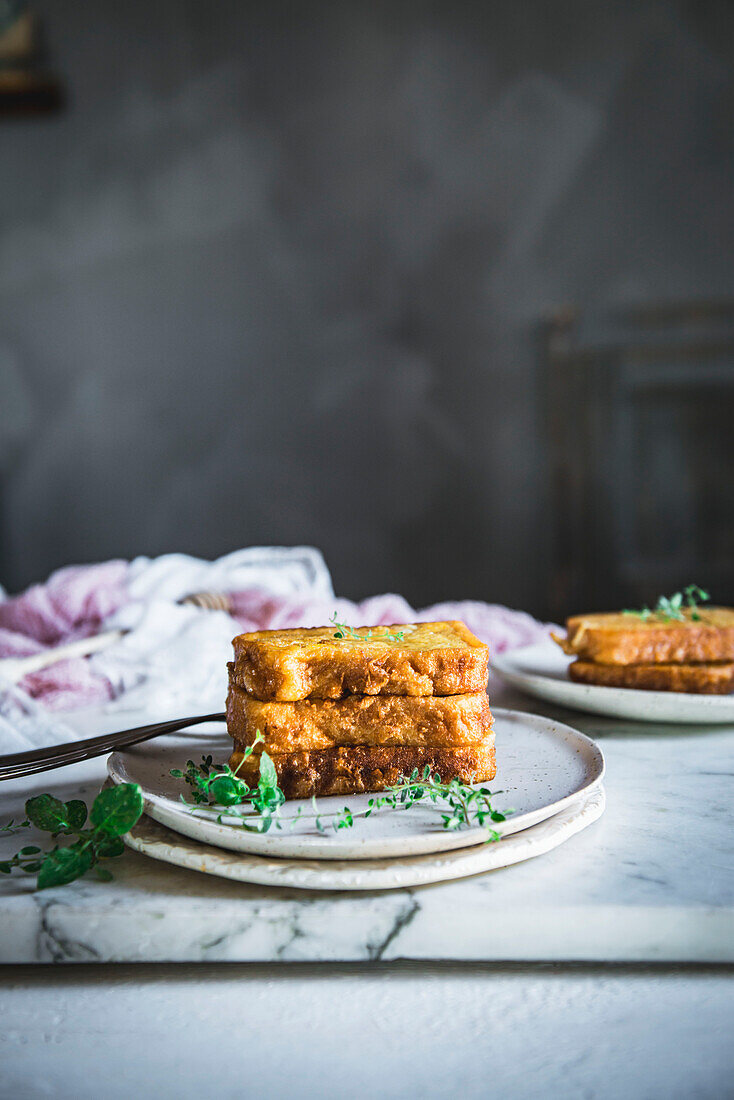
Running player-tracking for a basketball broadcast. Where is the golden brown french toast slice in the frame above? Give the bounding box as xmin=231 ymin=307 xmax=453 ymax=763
xmin=228 ymin=736 xmax=497 ymax=799
xmin=569 ymin=659 xmax=734 ymax=694
xmin=230 ymin=621 xmax=489 ymax=701
xmin=553 ymin=608 xmax=734 ymax=665
xmin=226 ymin=686 xmax=493 ymax=753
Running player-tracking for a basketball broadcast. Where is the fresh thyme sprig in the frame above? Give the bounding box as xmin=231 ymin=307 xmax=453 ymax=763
xmin=0 ymin=784 xmax=144 ymax=889
xmin=363 ymin=767 xmax=508 ymax=838
xmin=172 ymin=755 xmax=509 ymax=842
xmin=329 ymin=614 xmax=405 ymax=643
xmin=623 ymin=584 xmax=710 ymax=623
xmin=171 ymin=732 xmax=265 ymax=805
xmin=170 ymin=732 xmax=286 ymax=833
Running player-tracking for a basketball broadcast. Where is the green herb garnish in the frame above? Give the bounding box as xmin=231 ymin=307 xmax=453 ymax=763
xmin=170 ymin=731 xmax=285 ymax=833
xmin=171 ymin=731 xmax=264 ymax=805
xmin=172 ymin=755 xmax=509 ymax=842
xmin=623 ymin=584 xmax=710 ymax=623
xmin=329 ymin=614 xmax=405 ymax=643
xmin=0 ymin=783 xmax=144 ymax=889
xmin=357 ymin=766 xmax=507 ymax=839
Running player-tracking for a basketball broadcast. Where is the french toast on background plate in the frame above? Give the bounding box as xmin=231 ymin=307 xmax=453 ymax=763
xmin=553 ymin=598 xmax=734 ymax=694
xmin=568 ymin=658 xmax=734 ymax=695
xmin=555 ymin=608 xmax=734 ymax=666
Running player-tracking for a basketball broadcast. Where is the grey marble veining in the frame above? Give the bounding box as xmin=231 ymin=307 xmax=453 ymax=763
xmin=1 ymin=683 xmax=732 ymax=964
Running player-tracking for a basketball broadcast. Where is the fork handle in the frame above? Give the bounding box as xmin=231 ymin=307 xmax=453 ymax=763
xmin=0 ymin=713 xmax=226 ymax=781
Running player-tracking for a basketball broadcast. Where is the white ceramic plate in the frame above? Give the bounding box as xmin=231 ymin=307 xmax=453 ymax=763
xmin=492 ymin=641 xmax=734 ymax=724
xmin=121 ymin=786 xmax=605 ymax=890
xmin=108 ymin=707 xmax=604 ymax=861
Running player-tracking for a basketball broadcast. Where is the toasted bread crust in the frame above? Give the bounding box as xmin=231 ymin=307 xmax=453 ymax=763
xmin=229 ymin=738 xmax=497 ymax=799
xmin=554 ymin=608 xmax=734 ymax=665
xmin=230 ymin=621 xmax=489 ymax=701
xmin=227 ymin=686 xmax=493 ymax=752
xmin=569 ymin=659 xmax=734 ymax=694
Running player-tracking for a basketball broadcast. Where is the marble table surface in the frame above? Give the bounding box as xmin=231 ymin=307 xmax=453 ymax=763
xmin=1 ymin=679 xmax=732 ymax=965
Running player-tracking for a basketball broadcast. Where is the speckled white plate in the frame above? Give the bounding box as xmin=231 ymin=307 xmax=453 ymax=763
xmin=492 ymin=642 xmax=734 ymax=724
xmin=108 ymin=708 xmax=604 ymax=861
xmin=121 ymin=785 xmax=605 ymax=890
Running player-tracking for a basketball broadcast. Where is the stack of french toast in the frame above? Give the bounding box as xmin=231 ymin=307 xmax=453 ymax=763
xmin=226 ymin=620 xmax=495 ymax=798
xmin=554 ymin=607 xmax=734 ymax=694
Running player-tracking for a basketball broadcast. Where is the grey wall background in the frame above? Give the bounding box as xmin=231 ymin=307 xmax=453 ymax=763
xmin=1 ymin=0 xmax=733 ymax=614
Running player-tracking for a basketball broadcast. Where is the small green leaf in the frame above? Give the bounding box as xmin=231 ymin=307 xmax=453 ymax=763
xmin=258 ymin=752 xmax=278 ymax=790
xmin=328 ymin=613 xmax=406 ymax=644
xmin=19 ymin=845 xmax=41 ymax=855
xmin=25 ymin=794 xmax=68 ymax=833
xmin=0 ymin=862 xmax=12 ymax=873
xmin=37 ymin=846 xmax=93 ymax=889
xmin=95 ymin=866 xmax=114 ymax=882
xmin=64 ymin=800 xmax=87 ymax=831
xmin=93 ymin=834 xmax=125 ymax=858
xmin=89 ymin=784 xmax=144 ymax=836
xmin=685 ymin=584 xmax=710 ymax=606
xmin=209 ymin=775 xmax=247 ymax=806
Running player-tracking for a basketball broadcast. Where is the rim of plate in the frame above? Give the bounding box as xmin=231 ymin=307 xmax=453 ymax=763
xmin=107 ymin=707 xmax=605 ymax=862
xmin=120 ymin=786 xmax=606 ymax=891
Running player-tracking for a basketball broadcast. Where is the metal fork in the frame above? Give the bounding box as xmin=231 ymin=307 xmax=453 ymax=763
xmin=0 ymin=713 xmax=226 ymax=781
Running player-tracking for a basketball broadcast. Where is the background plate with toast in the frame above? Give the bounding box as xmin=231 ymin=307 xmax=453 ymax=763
xmin=492 ymin=641 xmax=734 ymax=724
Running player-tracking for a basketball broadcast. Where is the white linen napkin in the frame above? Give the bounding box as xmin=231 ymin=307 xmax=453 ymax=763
xmin=0 ymin=546 xmax=333 ymax=752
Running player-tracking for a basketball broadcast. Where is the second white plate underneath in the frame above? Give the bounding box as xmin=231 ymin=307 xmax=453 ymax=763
xmin=122 ymin=786 xmax=605 ymax=891
xmin=107 ymin=707 xmax=604 ymax=861
xmin=492 ymin=642 xmax=734 ymax=724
